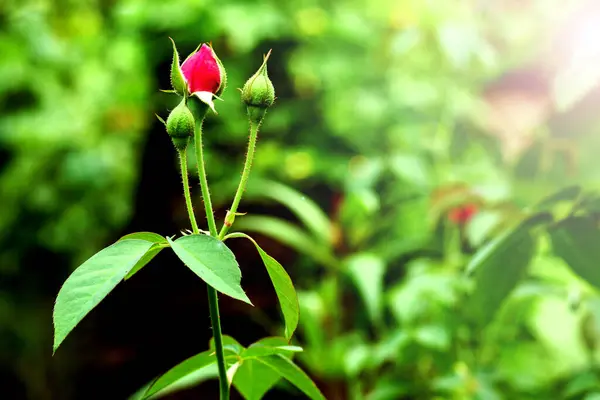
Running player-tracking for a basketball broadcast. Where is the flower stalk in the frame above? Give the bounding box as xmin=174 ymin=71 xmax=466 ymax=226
xmin=178 ymin=149 xmax=199 ymax=234
xmin=219 ymin=50 xmax=275 ymax=238
xmin=218 ymin=121 xmax=259 ymax=240
xmin=194 ymin=119 xmax=218 ymax=237
xmin=169 ymin=42 xmax=275 ymax=400
xmin=193 ymin=117 xmax=228 ymax=399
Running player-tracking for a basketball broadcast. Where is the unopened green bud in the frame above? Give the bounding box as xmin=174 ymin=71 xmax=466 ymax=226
xmin=166 ymin=99 xmax=195 ymax=150
xmin=241 ymin=50 xmax=275 ymax=124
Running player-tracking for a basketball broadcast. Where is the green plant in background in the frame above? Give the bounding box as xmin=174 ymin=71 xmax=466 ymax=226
xmin=52 ymin=41 xmax=324 ymax=400
xmin=233 ymin=182 xmax=600 ymax=398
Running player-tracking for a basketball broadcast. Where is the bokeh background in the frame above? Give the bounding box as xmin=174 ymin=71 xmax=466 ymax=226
xmin=3 ymin=0 xmax=600 ymax=399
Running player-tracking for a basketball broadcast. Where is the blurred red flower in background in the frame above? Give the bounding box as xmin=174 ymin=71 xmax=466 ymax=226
xmin=448 ymin=203 xmax=478 ymax=224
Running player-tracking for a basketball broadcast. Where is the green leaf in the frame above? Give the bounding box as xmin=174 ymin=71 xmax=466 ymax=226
xmin=124 ymin=245 xmax=164 ymax=280
xmin=466 ymin=211 xmax=503 ymax=247
xmin=143 ymin=350 xmax=216 ymax=399
xmin=467 ymin=219 xmax=537 ymax=325
xmin=550 ymin=216 xmax=600 ymax=289
xmin=246 ymin=179 xmax=333 ymax=245
xmin=534 ymin=186 xmax=581 ymax=211
xmin=155 ymin=114 xmax=167 ymax=126
xmin=225 ymin=233 xmax=299 ymax=339
xmin=296 ymin=291 xmax=326 ymax=349
xmin=242 ymin=345 xmax=303 ymax=358
xmin=119 ymin=232 xmax=168 ymax=243
xmin=414 ymin=324 xmax=451 ymax=351
xmin=233 ymin=337 xmax=298 ymax=400
xmin=577 ymin=194 xmax=600 ymax=213
xmin=465 ymin=213 xmax=549 ymax=277
xmin=253 ymin=246 xmax=299 ymax=339
xmin=389 ymin=153 xmax=431 ymax=188
xmin=154 ymin=365 xmax=220 ymax=399
xmin=118 ymin=232 xmax=169 ymax=280
xmin=366 ymin=378 xmax=408 ymax=400
xmin=168 ymin=235 xmax=251 ymax=304
xmin=242 ymin=337 xmax=303 ymax=358
xmin=563 ymin=371 xmax=599 ymax=398
xmin=343 ymin=342 xmax=370 ymax=377
xmin=344 ymin=253 xmax=385 ymax=325
xmin=234 ymin=215 xmax=337 ymax=269
xmin=254 ymin=355 xmax=325 ymax=400
xmin=143 ymin=336 xmax=244 ymax=399
xmin=53 ymin=239 xmax=155 ymax=352
xmin=234 ymin=357 xmax=281 ymax=400
xmin=210 ymin=334 xmax=244 ymax=356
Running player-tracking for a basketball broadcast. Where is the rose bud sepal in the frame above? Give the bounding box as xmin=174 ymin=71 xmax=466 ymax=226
xmin=213 ymin=46 xmax=228 ymax=98
xmin=166 ymin=99 xmax=195 ymax=150
xmin=241 ymin=50 xmax=275 ymax=125
xmin=187 ymin=96 xmax=210 ymax=122
xmin=169 ymin=38 xmax=187 ymax=96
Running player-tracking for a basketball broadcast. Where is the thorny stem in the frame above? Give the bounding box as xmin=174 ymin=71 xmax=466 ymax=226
xmin=193 ymin=119 xmax=229 ymax=400
xmin=207 ymin=286 xmax=228 ymax=399
xmin=194 ymin=119 xmax=219 ymax=237
xmin=178 ymin=149 xmax=199 ymax=234
xmin=218 ymin=121 xmax=259 ymax=239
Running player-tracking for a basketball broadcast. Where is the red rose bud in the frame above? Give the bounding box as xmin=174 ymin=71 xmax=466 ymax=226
xmin=241 ymin=50 xmax=275 ymax=124
xmin=181 ymin=43 xmax=226 ymax=113
xmin=448 ymin=203 xmax=478 ymax=224
xmin=166 ymin=99 xmax=195 ymax=150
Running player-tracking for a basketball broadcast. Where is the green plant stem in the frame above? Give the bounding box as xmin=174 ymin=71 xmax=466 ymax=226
xmin=218 ymin=121 xmax=259 ymax=239
xmin=207 ymin=286 xmax=228 ymax=397
xmin=178 ymin=149 xmax=199 ymax=234
xmin=193 ymin=120 xmax=229 ymax=400
xmin=195 ymin=120 xmax=218 ymax=237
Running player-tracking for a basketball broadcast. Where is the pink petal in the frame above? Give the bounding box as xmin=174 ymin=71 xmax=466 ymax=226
xmin=181 ymin=44 xmax=222 ymax=94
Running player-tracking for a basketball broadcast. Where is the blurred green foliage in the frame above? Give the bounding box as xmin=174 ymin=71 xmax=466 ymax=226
xmin=4 ymin=0 xmax=600 ymax=398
